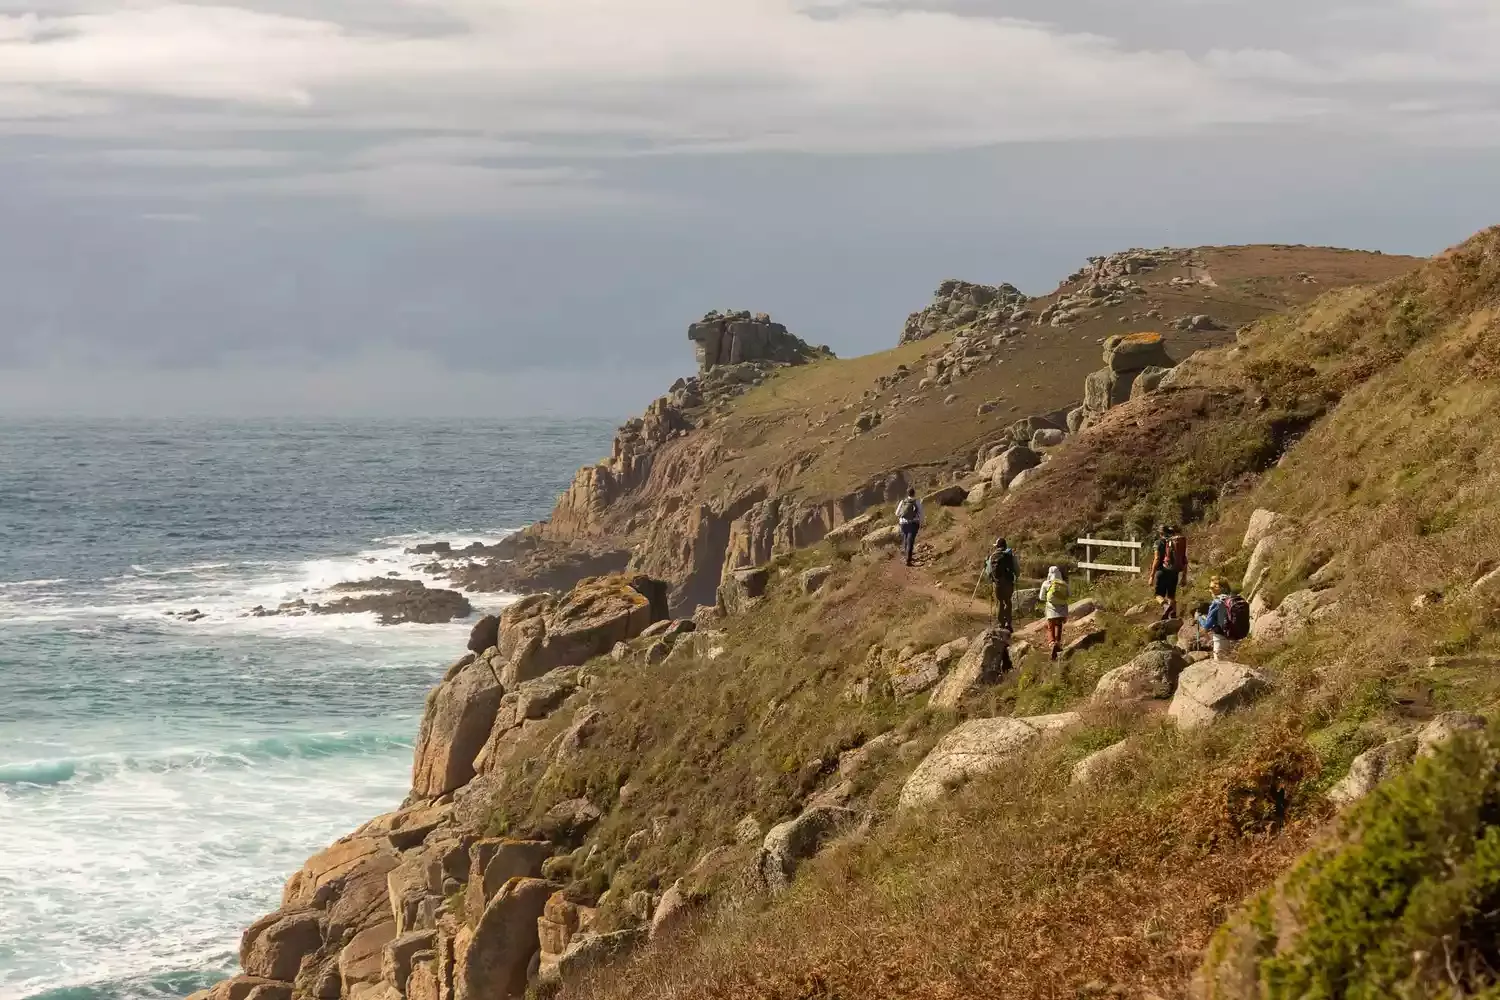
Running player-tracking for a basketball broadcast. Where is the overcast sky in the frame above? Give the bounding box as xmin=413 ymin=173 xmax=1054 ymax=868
xmin=2 ymin=0 xmax=1499 ymax=417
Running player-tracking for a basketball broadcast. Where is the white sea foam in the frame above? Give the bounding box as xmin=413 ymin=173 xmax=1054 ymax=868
xmin=0 ymin=741 xmax=412 ymax=1000
xmin=0 ymin=529 xmax=527 ymax=1000
xmin=0 ymin=530 xmax=520 ymax=632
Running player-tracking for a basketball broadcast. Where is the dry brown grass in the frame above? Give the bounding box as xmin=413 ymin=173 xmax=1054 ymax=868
xmin=563 ymin=720 xmax=1328 ymax=1000
xmin=498 ymin=232 xmax=1500 ymax=1000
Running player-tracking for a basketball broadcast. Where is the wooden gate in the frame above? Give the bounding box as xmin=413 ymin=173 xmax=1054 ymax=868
xmin=1075 ymin=535 xmax=1143 ymax=583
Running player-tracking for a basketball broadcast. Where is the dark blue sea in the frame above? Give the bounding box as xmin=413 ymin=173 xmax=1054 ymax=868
xmin=0 ymin=419 xmax=614 ymax=1000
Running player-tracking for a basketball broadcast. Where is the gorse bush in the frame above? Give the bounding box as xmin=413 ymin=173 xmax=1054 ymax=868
xmin=1202 ymin=724 xmax=1500 ymax=999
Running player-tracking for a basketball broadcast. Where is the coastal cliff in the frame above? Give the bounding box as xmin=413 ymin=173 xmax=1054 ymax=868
xmin=192 ymin=233 xmax=1500 ymax=1000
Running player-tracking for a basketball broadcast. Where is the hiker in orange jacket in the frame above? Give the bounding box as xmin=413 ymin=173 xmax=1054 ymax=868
xmin=1148 ymin=524 xmax=1188 ymax=621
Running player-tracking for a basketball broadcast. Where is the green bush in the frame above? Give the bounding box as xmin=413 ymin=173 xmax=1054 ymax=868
xmin=1203 ymin=724 xmax=1500 ymax=998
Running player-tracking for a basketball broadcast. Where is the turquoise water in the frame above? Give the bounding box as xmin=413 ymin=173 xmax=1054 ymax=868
xmin=0 ymin=419 xmax=614 ymax=1000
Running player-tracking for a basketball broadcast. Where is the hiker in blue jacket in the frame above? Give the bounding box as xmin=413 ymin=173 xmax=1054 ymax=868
xmin=1197 ymin=576 xmax=1249 ymax=660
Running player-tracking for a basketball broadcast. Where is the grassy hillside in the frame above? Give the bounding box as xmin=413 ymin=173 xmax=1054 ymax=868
xmin=450 ymin=227 xmax=1500 ymax=1000
xmin=691 ymin=245 xmax=1419 ymax=508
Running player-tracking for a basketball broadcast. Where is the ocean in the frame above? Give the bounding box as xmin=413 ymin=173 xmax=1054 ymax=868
xmin=0 ymin=419 xmax=615 ymax=1000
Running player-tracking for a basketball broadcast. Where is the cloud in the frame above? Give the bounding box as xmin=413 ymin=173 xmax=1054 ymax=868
xmin=1 ymin=0 xmax=1498 ymax=217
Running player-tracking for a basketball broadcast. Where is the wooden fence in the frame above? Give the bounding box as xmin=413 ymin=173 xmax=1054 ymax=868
xmin=1075 ymin=535 xmax=1143 ymax=583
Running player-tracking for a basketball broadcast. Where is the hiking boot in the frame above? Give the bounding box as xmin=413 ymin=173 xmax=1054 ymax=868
xmin=1049 ymin=646 xmax=1059 ymax=661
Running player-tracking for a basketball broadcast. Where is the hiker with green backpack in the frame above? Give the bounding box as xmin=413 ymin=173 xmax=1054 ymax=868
xmin=984 ymin=538 xmax=1021 ymax=630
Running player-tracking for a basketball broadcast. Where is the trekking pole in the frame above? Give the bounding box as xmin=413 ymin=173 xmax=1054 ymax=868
xmin=971 ymin=567 xmax=986 ymax=600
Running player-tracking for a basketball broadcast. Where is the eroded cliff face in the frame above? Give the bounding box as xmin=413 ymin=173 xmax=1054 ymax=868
xmin=427 ymin=312 xmax=876 ymax=614
xmin=193 ymin=576 xmax=672 ymax=1000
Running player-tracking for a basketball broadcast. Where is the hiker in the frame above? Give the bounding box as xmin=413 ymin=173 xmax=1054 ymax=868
xmin=1148 ymin=524 xmax=1188 ymax=621
xmin=1040 ymin=565 xmax=1069 ymax=661
xmin=1197 ymin=577 xmax=1251 ymax=660
xmin=895 ymin=488 xmax=923 ymax=567
xmin=985 ymin=538 xmax=1021 ymax=630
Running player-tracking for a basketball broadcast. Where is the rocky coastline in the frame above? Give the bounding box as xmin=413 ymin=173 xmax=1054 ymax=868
xmin=195 ymin=241 xmax=1441 ymax=1000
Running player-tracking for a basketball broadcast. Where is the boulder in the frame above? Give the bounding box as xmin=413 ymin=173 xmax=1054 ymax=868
xmin=465 ymin=840 xmax=554 ymax=924
xmin=381 ymin=930 xmax=437 ymax=994
xmin=468 ymin=615 xmax=501 ymax=655
xmin=531 ymin=798 xmax=601 ymax=844
xmin=1128 ymin=365 xmax=1172 ymax=399
xmin=406 ymin=954 xmax=439 ymax=1000
xmin=1086 ymin=365 xmax=1147 ymax=418
xmin=924 ymin=484 xmax=968 ymax=507
xmin=356 ymin=802 xmax=454 ymax=852
xmin=191 ymin=977 xmax=294 ymax=1000
xmin=718 ymin=566 xmax=770 ymax=615
xmin=537 ymin=891 xmax=595 ymax=982
xmin=628 ymin=575 xmax=671 ymax=624
xmin=294 ymin=952 xmax=342 ymax=1000
xmin=1416 ymin=712 xmax=1486 ymax=757
xmin=386 ymin=852 xmax=440 ymax=936
xmin=1030 ymin=428 xmax=1067 ymax=450
xmin=861 ymin=525 xmax=904 ymax=551
xmin=899 ymin=714 xmax=1079 ymax=808
xmin=410 ymin=658 xmax=504 ymax=799
xmin=1070 ymin=739 xmax=1132 ymax=785
xmin=1241 ymin=534 xmax=1283 ymax=597
xmin=498 ymin=577 xmax=658 ymax=685
xmin=339 ymin=920 xmax=398 ymax=989
xmin=1008 ymin=467 xmax=1040 ymax=491
xmin=1251 ymin=589 xmax=1338 ymax=643
xmin=1167 ymin=661 xmax=1270 ymax=730
xmin=989 ymin=446 xmax=1041 ymax=490
xmin=800 ymin=565 xmax=835 ymax=594
xmin=649 ymin=879 xmax=692 ymax=940
xmin=454 ymin=878 xmax=558 ymax=1000
xmin=282 ymin=837 xmax=401 ymax=939
xmin=824 ymin=512 xmax=878 ymax=544
xmin=241 ymin=909 xmax=324 ymax=982
xmin=1241 ymin=509 xmax=1285 ymax=551
xmin=1092 ymin=645 xmax=1188 ymax=704
xmin=1066 ymin=406 xmax=1088 ymax=434
xmin=1012 ymin=588 xmax=1039 ymax=618
xmin=930 ymin=628 xmax=1011 ymax=709
xmin=1327 ymin=736 xmax=1417 ymax=807
xmin=965 ymin=482 xmax=990 ymax=506
xmin=734 ymin=814 xmax=763 ymax=845
xmin=556 ymin=929 xmax=645 ymax=980
xmin=1068 ymin=598 xmax=1099 ymax=618
xmin=890 ymin=637 xmax=970 ymax=697
xmin=758 ymin=805 xmax=858 ymax=894
xmin=1103 ymin=332 xmax=1172 ymax=373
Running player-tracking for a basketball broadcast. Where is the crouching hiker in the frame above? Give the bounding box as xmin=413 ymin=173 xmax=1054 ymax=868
xmin=1041 ymin=565 xmax=1069 ymax=661
xmin=985 ymin=538 xmax=1021 ymax=630
xmin=1197 ymin=577 xmax=1250 ymax=660
xmin=895 ymin=488 xmax=922 ymax=567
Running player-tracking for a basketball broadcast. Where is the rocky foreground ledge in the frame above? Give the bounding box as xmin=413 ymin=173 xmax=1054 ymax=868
xmin=194 ymin=573 xmax=684 ymax=1000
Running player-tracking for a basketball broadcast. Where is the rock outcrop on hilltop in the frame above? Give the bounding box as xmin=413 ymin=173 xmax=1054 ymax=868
xmin=688 ymin=310 xmax=833 ymax=372
xmin=900 ymin=279 xmax=1032 ymax=345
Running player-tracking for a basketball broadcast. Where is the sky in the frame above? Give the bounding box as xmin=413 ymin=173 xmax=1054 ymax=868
xmin=2 ymin=0 xmax=1499 ymax=417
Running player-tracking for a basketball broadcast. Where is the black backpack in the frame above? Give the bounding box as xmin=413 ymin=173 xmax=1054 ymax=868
xmin=986 ymin=550 xmax=1017 ymax=584
xmin=1222 ymin=595 xmax=1251 ymax=640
